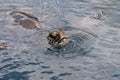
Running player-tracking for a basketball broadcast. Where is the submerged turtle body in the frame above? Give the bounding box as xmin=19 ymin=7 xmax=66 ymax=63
xmin=10 ymin=11 xmax=41 ymax=29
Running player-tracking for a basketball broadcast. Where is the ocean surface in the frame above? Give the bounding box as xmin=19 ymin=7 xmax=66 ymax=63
xmin=0 ymin=0 xmax=120 ymax=80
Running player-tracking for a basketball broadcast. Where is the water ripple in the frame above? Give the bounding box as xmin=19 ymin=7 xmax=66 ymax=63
xmin=0 ymin=71 xmax=34 ymax=80
xmin=41 ymin=71 xmax=54 ymax=74
xmin=45 ymin=31 xmax=95 ymax=58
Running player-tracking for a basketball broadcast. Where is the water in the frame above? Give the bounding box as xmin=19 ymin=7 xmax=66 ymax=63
xmin=0 ymin=0 xmax=120 ymax=80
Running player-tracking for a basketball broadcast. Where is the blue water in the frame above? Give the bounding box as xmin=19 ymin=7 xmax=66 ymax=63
xmin=0 ymin=0 xmax=120 ymax=80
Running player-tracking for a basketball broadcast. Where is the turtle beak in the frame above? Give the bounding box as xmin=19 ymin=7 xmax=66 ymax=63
xmin=47 ymin=36 xmax=53 ymax=45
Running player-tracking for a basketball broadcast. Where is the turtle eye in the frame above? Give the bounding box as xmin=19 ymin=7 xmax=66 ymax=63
xmin=49 ymin=39 xmax=54 ymax=44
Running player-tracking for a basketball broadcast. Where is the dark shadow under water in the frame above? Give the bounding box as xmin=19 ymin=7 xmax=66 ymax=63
xmin=0 ymin=71 xmax=34 ymax=80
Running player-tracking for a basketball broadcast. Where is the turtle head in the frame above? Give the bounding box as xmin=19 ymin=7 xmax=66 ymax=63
xmin=47 ymin=29 xmax=67 ymax=48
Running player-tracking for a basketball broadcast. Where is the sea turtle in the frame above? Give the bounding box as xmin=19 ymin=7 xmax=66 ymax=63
xmin=45 ymin=28 xmax=95 ymax=57
xmin=90 ymin=10 xmax=104 ymax=19
xmin=10 ymin=11 xmax=41 ymax=29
